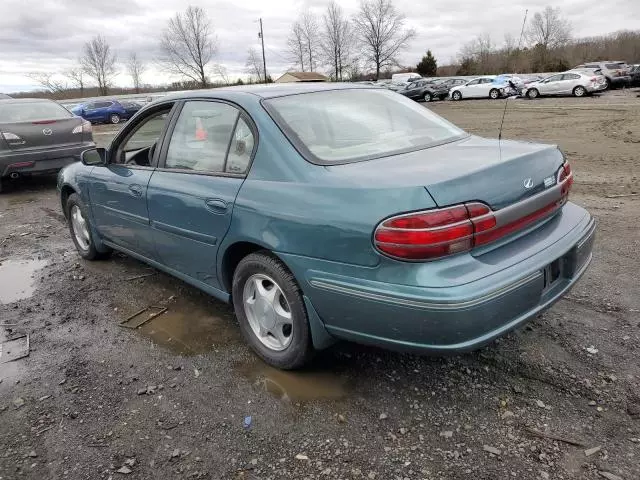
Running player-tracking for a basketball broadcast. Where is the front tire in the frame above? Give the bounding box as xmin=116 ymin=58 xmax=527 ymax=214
xmin=423 ymin=92 xmax=433 ymax=102
xmin=527 ymin=88 xmax=539 ymax=99
xmin=451 ymin=91 xmax=462 ymax=101
xmin=110 ymin=114 xmax=121 ymax=124
xmin=66 ymin=193 xmax=111 ymax=260
xmin=232 ymin=252 xmax=314 ymax=369
xmin=489 ymin=88 xmax=500 ymax=99
xmin=573 ymin=85 xmax=587 ymax=97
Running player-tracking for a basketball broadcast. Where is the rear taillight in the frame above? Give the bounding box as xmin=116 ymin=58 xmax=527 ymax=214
xmin=374 ymin=161 xmax=573 ymax=261
xmin=72 ymin=120 xmax=92 ymax=134
xmin=1 ymin=132 xmax=25 ymax=145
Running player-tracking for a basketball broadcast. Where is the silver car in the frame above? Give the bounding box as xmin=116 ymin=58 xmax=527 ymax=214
xmin=572 ymin=61 xmax=631 ymax=89
xmin=522 ymin=71 xmax=607 ymax=99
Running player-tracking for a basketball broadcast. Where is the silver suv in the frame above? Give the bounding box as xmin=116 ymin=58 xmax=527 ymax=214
xmin=572 ymin=61 xmax=631 ymax=89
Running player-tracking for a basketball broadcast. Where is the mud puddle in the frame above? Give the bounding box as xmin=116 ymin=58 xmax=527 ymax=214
xmin=238 ymin=361 xmax=348 ymax=402
xmin=122 ymin=297 xmax=239 ymax=355
xmin=0 ymin=258 xmax=47 ymax=304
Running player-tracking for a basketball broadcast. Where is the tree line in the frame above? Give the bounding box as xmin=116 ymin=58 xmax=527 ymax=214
xmin=450 ymin=7 xmax=640 ymax=76
xmin=21 ymin=2 xmax=640 ymax=99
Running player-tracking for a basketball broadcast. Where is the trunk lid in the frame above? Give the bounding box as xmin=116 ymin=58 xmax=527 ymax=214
xmin=0 ymin=117 xmax=84 ymax=151
xmin=331 ymin=135 xmax=565 ymax=210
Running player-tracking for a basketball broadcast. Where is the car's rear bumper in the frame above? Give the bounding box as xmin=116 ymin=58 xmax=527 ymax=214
xmin=587 ymin=83 xmax=608 ymax=93
xmin=0 ymin=142 xmax=94 ymax=177
xmin=279 ymin=202 xmax=595 ymax=353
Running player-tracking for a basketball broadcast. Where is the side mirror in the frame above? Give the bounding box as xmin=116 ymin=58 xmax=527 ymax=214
xmin=81 ymin=147 xmax=107 ymax=166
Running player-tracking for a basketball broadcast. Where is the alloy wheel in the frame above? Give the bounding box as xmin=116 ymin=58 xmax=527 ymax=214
xmin=243 ymin=273 xmax=293 ymax=351
xmin=70 ymin=205 xmax=91 ymax=251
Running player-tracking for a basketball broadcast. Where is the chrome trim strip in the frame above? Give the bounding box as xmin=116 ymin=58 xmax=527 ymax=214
xmin=309 ymin=270 xmax=543 ymax=311
xmin=494 ymin=180 xmax=564 ymax=227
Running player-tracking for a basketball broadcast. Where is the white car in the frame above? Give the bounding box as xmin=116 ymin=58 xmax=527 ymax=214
xmin=522 ymin=71 xmax=607 ymax=99
xmin=449 ymin=76 xmax=503 ymax=101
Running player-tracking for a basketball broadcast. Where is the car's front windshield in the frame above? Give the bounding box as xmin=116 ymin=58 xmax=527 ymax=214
xmin=264 ymin=89 xmax=467 ymax=164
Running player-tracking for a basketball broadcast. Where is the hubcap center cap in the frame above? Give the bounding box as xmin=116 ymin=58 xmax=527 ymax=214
xmin=255 ymin=298 xmax=276 ymax=330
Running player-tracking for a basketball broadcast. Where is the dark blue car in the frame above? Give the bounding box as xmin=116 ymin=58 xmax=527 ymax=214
xmin=57 ymin=84 xmax=595 ymax=369
xmin=71 ymin=99 xmax=142 ymax=124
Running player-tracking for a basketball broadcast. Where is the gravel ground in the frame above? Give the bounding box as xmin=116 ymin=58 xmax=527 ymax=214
xmin=1 ymin=90 xmax=639 ymax=480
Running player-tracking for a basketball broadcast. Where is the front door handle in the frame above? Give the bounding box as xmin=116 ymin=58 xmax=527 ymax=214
xmin=129 ymin=184 xmax=143 ymax=197
xmin=205 ymin=198 xmax=228 ymax=214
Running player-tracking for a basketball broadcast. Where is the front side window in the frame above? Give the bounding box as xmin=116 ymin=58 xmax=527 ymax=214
xmin=116 ymin=108 xmax=172 ymax=165
xmin=466 ymin=79 xmax=479 ymax=86
xmin=264 ymin=89 xmax=466 ymax=164
xmin=165 ymin=101 xmax=249 ymax=174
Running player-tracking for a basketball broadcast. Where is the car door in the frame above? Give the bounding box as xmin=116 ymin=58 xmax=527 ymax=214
xmin=461 ymin=79 xmax=480 ymax=97
xmin=147 ymin=99 xmax=256 ymax=289
xmin=560 ymin=73 xmax=580 ymax=94
xmin=87 ymin=103 xmax=176 ymax=258
xmin=539 ymin=75 xmax=563 ymax=95
xmin=82 ymin=102 xmax=100 ymax=122
xmin=477 ymin=78 xmax=494 ymax=97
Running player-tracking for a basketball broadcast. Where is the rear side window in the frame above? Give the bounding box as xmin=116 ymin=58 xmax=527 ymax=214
xmin=562 ymin=73 xmax=581 ymax=80
xmin=0 ymin=101 xmax=72 ymax=123
xmin=165 ymin=100 xmax=254 ymax=174
xmin=605 ymin=63 xmax=625 ymax=69
xmin=265 ymin=89 xmax=466 ymax=164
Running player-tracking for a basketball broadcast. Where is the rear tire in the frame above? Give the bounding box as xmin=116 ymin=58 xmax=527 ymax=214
xmin=489 ymin=88 xmax=500 ymax=99
xmin=527 ymin=88 xmax=539 ymax=99
xmin=66 ymin=193 xmax=111 ymax=261
xmin=110 ymin=114 xmax=120 ymax=124
xmin=232 ymin=252 xmax=314 ymax=369
xmin=573 ymin=85 xmax=587 ymax=97
xmin=451 ymin=91 xmax=462 ymax=101
xmin=423 ymin=92 xmax=433 ymax=102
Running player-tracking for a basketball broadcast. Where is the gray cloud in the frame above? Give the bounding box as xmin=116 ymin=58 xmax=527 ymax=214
xmin=1 ymin=0 xmax=639 ymax=92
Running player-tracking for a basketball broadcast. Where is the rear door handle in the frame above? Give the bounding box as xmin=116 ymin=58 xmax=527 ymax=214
xmin=129 ymin=184 xmax=143 ymax=197
xmin=205 ymin=198 xmax=228 ymax=214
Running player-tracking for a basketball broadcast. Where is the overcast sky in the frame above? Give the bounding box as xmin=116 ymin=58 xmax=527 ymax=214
xmin=0 ymin=0 xmax=638 ymax=93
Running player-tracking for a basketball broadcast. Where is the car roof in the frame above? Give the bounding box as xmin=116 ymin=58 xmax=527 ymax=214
xmin=162 ymin=82 xmax=377 ymax=101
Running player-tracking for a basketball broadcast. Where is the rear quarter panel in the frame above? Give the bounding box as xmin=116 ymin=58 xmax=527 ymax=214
xmin=219 ymin=96 xmax=438 ymax=268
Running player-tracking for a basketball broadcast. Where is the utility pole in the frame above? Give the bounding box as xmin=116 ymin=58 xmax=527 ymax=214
xmin=258 ymin=18 xmax=267 ymax=83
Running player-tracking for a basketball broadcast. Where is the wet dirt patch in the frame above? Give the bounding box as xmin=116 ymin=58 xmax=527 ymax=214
xmin=238 ymin=361 xmax=348 ymax=402
xmin=0 ymin=258 xmax=47 ymax=304
xmin=122 ymin=297 xmax=240 ymax=355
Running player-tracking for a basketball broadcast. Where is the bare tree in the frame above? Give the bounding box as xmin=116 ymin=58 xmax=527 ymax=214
xmin=159 ymin=6 xmax=217 ymax=88
xmin=80 ymin=36 xmax=117 ymax=96
xmin=126 ymin=53 xmax=145 ymax=93
xmin=300 ymin=11 xmax=321 ymax=72
xmin=352 ymin=0 xmax=416 ymax=80
xmin=212 ymin=64 xmax=231 ymax=85
xmin=26 ymin=72 xmax=66 ymax=93
xmin=526 ymin=6 xmax=572 ymax=50
xmin=287 ymin=22 xmax=307 ymax=72
xmin=245 ymin=47 xmax=266 ymax=82
xmin=321 ymin=2 xmax=352 ymax=81
xmin=64 ymin=68 xmax=86 ymax=96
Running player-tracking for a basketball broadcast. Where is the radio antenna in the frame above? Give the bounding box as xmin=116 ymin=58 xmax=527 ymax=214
xmin=498 ymin=9 xmax=528 ymax=142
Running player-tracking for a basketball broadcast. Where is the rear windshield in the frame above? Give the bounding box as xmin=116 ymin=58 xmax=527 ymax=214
xmin=605 ymin=63 xmax=626 ymax=69
xmin=0 ymin=101 xmax=72 ymax=123
xmin=264 ymin=89 xmax=466 ymax=164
